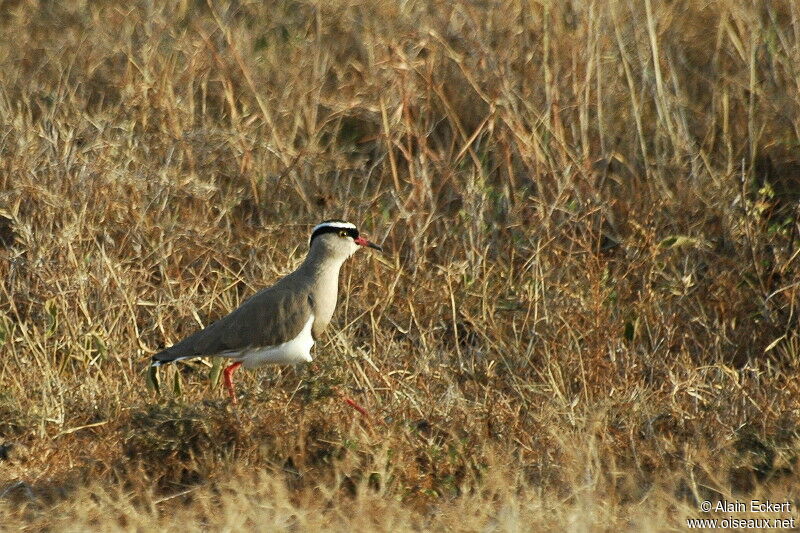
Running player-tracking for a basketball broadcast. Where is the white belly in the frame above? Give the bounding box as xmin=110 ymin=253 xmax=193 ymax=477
xmin=222 ymin=315 xmax=315 ymax=368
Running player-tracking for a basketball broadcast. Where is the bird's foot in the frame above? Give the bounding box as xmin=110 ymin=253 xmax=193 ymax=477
xmin=342 ymin=395 xmax=370 ymax=418
xmin=333 ymin=387 xmax=383 ymax=426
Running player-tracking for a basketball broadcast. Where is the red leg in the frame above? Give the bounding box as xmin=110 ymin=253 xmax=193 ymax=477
xmin=342 ymin=395 xmax=370 ymax=418
xmin=334 ymin=387 xmax=382 ymax=425
xmin=223 ymin=362 xmax=243 ymax=404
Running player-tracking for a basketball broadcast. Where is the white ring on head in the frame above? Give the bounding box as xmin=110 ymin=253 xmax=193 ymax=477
xmin=312 ymin=221 xmax=357 ymax=233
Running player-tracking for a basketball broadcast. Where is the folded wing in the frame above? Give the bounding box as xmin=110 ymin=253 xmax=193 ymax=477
xmin=151 ymin=287 xmax=314 ymax=366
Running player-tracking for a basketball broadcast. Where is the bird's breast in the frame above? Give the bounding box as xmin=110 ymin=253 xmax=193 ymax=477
xmin=241 ymin=314 xmax=315 ymax=368
xmin=310 ymin=277 xmax=339 ymax=338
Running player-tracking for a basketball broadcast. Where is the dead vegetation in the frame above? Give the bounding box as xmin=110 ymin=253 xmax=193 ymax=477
xmin=1 ymin=0 xmax=799 ymax=530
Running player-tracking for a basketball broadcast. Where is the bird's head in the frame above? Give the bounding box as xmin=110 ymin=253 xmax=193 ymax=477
xmin=309 ymin=220 xmax=383 ymax=260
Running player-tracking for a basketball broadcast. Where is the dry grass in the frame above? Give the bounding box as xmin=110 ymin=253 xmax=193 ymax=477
xmin=1 ymin=0 xmax=799 ymax=530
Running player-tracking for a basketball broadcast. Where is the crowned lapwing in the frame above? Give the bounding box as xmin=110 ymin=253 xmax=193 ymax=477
xmin=151 ymin=220 xmax=382 ymax=414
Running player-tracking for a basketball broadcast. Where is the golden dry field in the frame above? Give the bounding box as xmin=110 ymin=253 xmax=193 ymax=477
xmin=1 ymin=1 xmax=799 ymax=530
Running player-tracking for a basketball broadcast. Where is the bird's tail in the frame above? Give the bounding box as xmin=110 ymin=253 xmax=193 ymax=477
xmin=150 ymin=350 xmax=195 ymax=367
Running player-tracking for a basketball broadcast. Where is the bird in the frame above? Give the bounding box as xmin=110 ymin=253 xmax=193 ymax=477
xmin=150 ymin=220 xmax=383 ymax=413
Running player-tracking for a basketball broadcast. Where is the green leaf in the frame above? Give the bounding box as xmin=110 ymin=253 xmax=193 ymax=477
xmin=209 ymin=357 xmax=223 ymax=388
xmin=623 ymin=320 xmax=635 ymax=342
xmin=659 ymin=235 xmax=699 ymax=249
xmin=91 ymin=333 xmax=107 ymax=360
xmin=146 ymin=365 xmax=160 ymax=395
xmin=45 ymin=299 xmax=58 ymax=337
xmin=173 ymin=370 xmax=182 ymax=397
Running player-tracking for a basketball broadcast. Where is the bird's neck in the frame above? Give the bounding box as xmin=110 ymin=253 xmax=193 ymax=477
xmin=297 ymin=247 xmax=346 ymax=337
xmin=298 ymin=246 xmax=347 ymax=283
